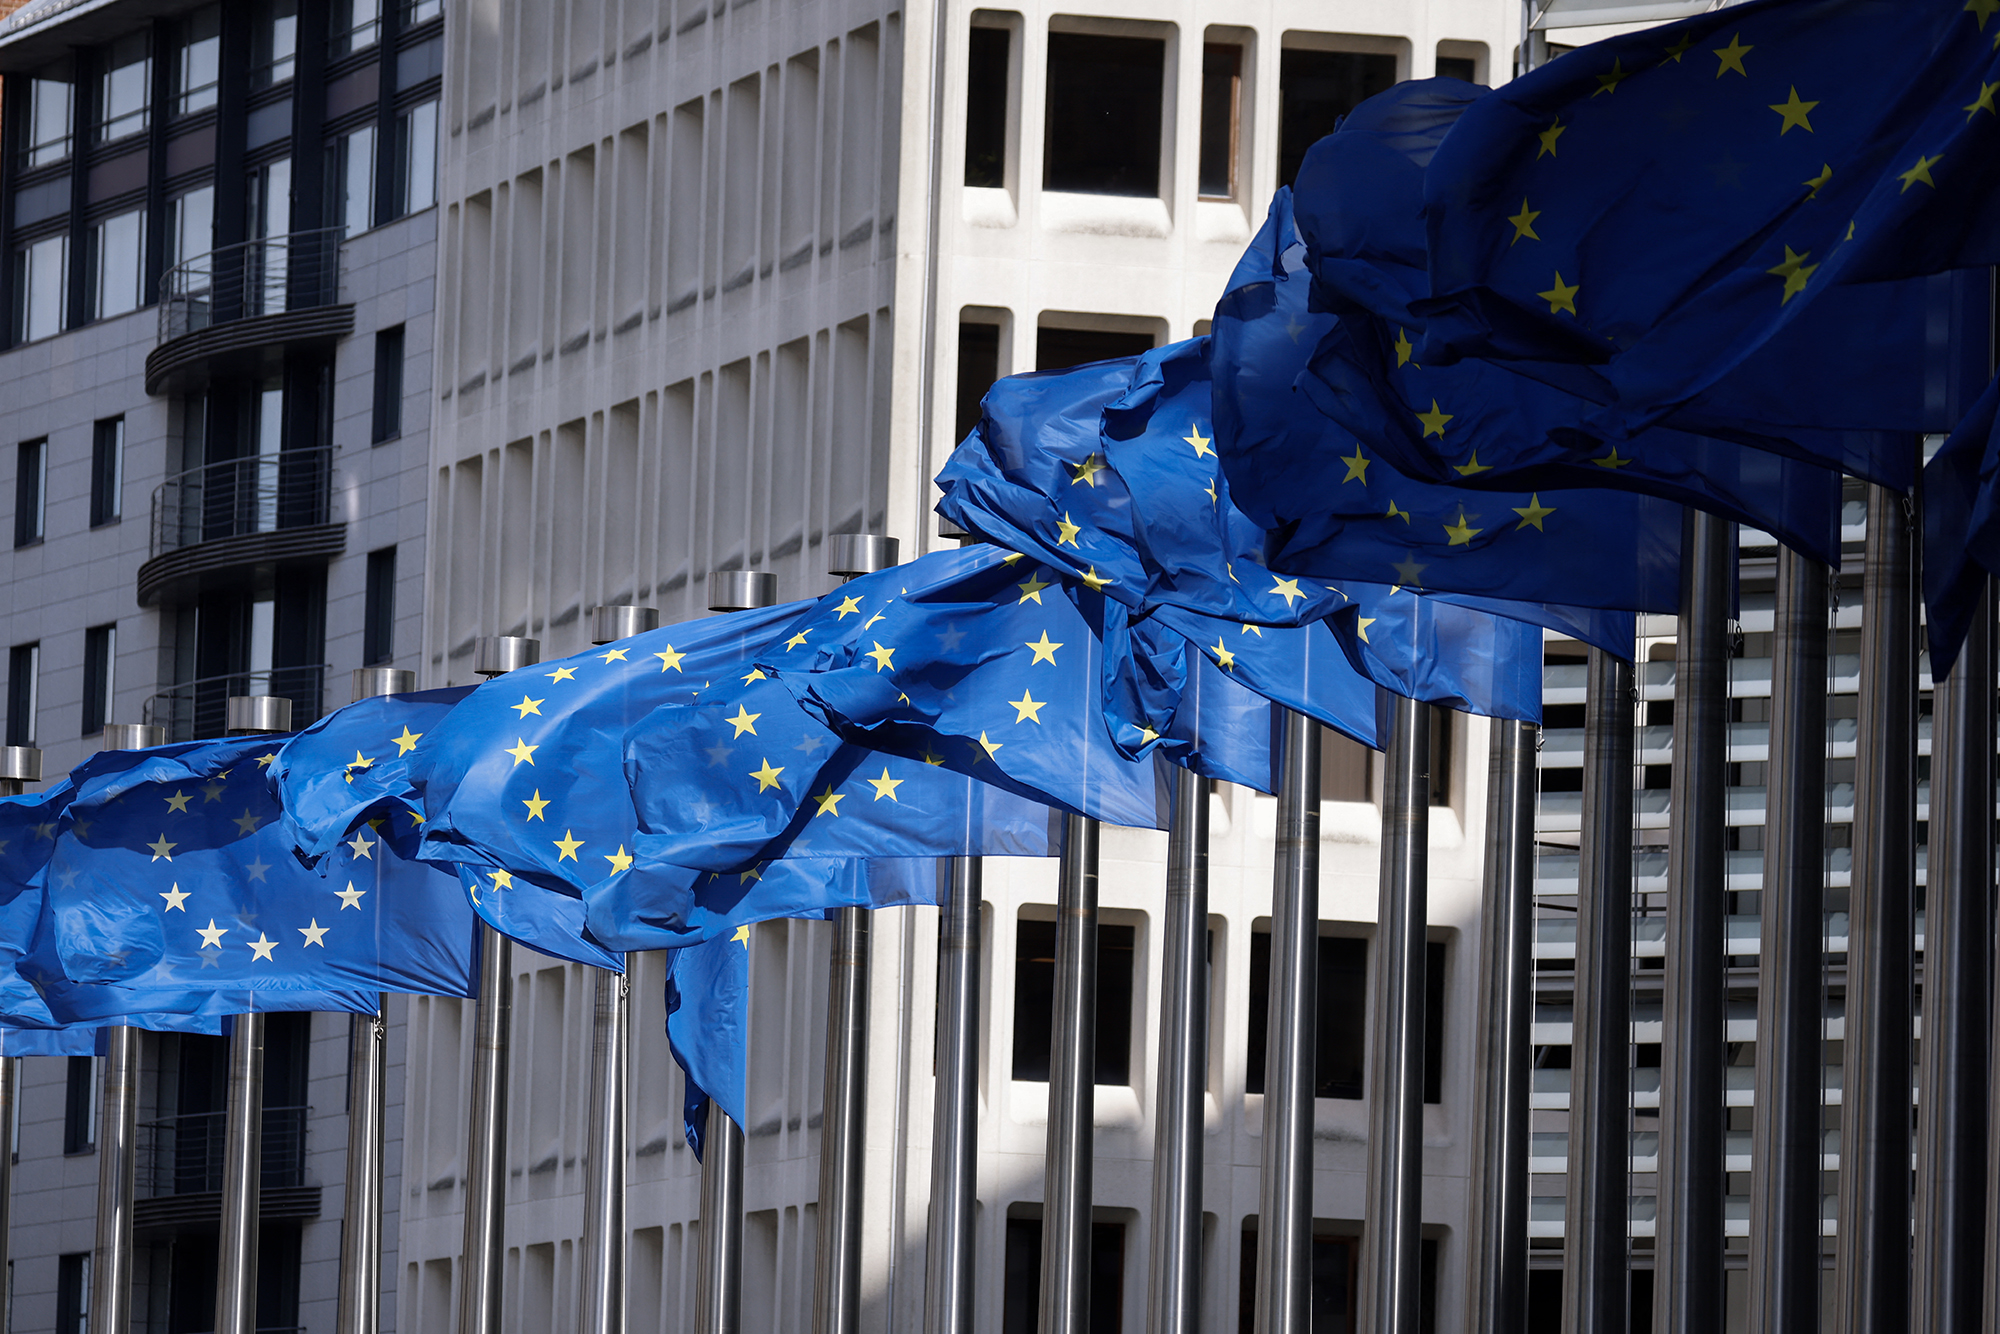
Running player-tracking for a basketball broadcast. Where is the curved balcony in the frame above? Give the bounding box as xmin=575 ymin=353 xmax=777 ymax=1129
xmin=137 ymin=447 xmax=344 ymax=607
xmin=143 ymin=666 xmax=329 ymax=743
xmin=146 ymin=229 xmax=355 ymax=395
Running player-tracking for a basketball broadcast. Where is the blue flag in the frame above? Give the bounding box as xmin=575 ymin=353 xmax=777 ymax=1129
xmin=1418 ymin=0 xmax=2000 ymax=444
xmin=268 ymin=686 xmax=473 ymax=862
xmin=666 ymin=926 xmax=750 ymax=1159
xmin=1923 ymin=373 xmax=2000 ymax=674
xmin=36 ymin=737 xmax=477 ymax=1019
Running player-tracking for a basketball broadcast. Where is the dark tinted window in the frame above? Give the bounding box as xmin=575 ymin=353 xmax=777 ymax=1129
xmin=965 ymin=26 xmax=1010 ymax=187
xmin=1012 ymin=918 xmax=1138 ymax=1084
xmin=1436 ymin=55 xmax=1477 ymax=82
xmin=372 ymin=325 xmax=405 ymax=442
xmin=1277 ymin=48 xmax=1397 ymax=188
xmin=82 ymin=624 xmax=115 ymax=736
xmin=956 ymin=321 xmax=1001 ymax=444
xmin=63 ymin=1056 xmax=95 ymax=1153
xmin=1002 ymin=1216 xmax=1125 ymax=1334
xmin=14 ymin=438 xmax=46 ymax=546
xmin=1198 ymin=44 xmax=1242 ymax=198
xmin=1043 ymin=33 xmax=1164 ymax=196
xmin=1035 ymin=326 xmax=1154 ymax=373
xmin=91 ymin=417 xmax=123 ymax=525
xmin=364 ymin=546 xmax=397 ymax=665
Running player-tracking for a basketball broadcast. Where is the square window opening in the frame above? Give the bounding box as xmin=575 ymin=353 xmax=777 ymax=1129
xmin=1043 ymin=32 xmax=1165 ymax=198
xmin=964 ymin=24 xmax=1011 ymax=189
xmin=1277 ymin=46 xmax=1398 ymax=188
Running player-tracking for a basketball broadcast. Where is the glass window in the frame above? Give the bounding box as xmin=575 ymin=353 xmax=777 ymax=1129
xmin=331 ymin=0 xmax=381 ymax=55
xmin=63 ymin=1056 xmax=97 ymax=1153
xmin=1198 ymin=44 xmax=1243 ymax=199
xmin=249 ymin=160 xmax=292 ymax=316
xmin=176 ymin=6 xmax=221 ymax=115
xmin=5 ymin=643 xmax=39 ymax=747
xmin=252 ymin=0 xmax=299 ymax=89
xmin=1011 ymin=917 xmax=1137 ymax=1084
xmin=404 ymin=0 xmax=442 ymax=24
xmin=1042 ymin=33 xmax=1165 ymax=197
xmin=166 ymin=186 xmax=215 ymax=270
xmin=95 ymin=32 xmax=150 ymax=144
xmin=397 ymin=100 xmax=439 ymax=215
xmin=963 ymin=26 xmax=1008 ymax=188
xmin=333 ymin=124 xmax=377 ymax=238
xmin=14 ymin=234 xmax=68 ymax=341
xmin=56 ymin=1252 xmax=89 ymax=1334
xmin=90 ymin=418 xmax=123 ymax=526
xmin=13 ymin=440 xmax=46 ymax=548
xmin=25 ymin=78 xmax=74 ymax=168
xmin=371 ymin=325 xmax=404 ymax=442
xmin=82 ymin=624 xmax=116 ymax=736
xmin=364 ymin=547 xmax=396 ymax=664
xmin=90 ymin=207 xmax=147 ymax=321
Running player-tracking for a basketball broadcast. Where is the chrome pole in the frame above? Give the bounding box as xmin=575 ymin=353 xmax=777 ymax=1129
xmin=338 ymin=668 xmax=412 ymax=1334
xmin=695 ymin=1103 xmax=746 ymax=1334
xmin=1360 ymin=698 xmax=1429 ymax=1334
xmin=460 ymin=636 xmax=536 ymax=1334
xmin=0 ymin=1055 xmax=11 ymax=1304
xmin=1467 ymin=717 xmax=1535 ymax=1334
xmin=1834 ymin=487 xmax=1915 ymax=1334
xmin=215 ymin=696 xmax=292 ymax=1334
xmin=88 ymin=1025 xmax=141 ymax=1334
xmin=1041 ymin=814 xmax=1102 ymax=1334
xmin=1255 ymin=709 xmax=1323 ymax=1334
xmin=1655 ymin=511 xmax=1732 ymax=1334
xmin=1147 ymin=768 xmax=1209 ymax=1334
xmin=923 ymin=856 xmax=983 ymax=1333
xmin=1561 ymin=646 xmax=1634 ymax=1334
xmin=579 ymin=968 xmax=630 ymax=1334
xmin=815 ymin=536 xmax=898 ymax=1334
xmin=1748 ymin=548 xmax=1829 ymax=1333
xmin=1913 ymin=577 xmax=1991 ymax=1333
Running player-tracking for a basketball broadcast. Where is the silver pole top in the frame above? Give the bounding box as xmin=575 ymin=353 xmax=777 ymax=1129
xmin=707 ymin=571 xmax=779 ymax=612
xmin=589 ymin=605 xmax=660 ymax=645
xmin=0 ymin=746 xmax=42 ymax=783
xmin=225 ymin=695 xmax=293 ymax=735
xmin=101 ymin=724 xmax=166 ymax=752
xmin=474 ymin=636 xmax=541 ymax=677
xmin=827 ymin=534 xmax=901 ymax=579
xmin=351 ymin=667 xmax=417 ymax=702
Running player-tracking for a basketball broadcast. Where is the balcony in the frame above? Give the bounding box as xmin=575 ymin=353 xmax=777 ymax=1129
xmin=145 ymin=666 xmax=328 ymax=743
xmin=131 ymin=1105 xmax=322 ymax=1233
xmin=145 ymin=230 xmax=355 ymax=395
xmin=136 ymin=446 xmax=345 ymax=607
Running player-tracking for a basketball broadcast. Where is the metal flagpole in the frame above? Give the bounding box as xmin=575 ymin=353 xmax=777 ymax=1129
xmin=0 ymin=746 xmax=37 ymax=1324
xmin=577 ymin=607 xmax=653 ymax=1334
xmin=336 ymin=668 xmax=415 ymax=1334
xmin=1562 ymin=645 xmax=1633 ymax=1334
xmin=1467 ymin=717 xmax=1534 ymax=1334
xmin=694 ymin=572 xmax=779 ymax=1334
xmin=87 ymin=728 xmax=145 ymax=1334
xmin=1833 ymin=487 xmax=1915 ymax=1334
xmin=1913 ymin=578 xmax=1992 ymax=1333
xmin=459 ymin=634 xmax=538 ymax=1334
xmin=1747 ymin=548 xmax=1829 ymax=1333
xmin=923 ymin=855 xmax=983 ymax=1333
xmin=815 ymin=534 xmax=899 ymax=1334
xmin=1361 ymin=698 xmax=1430 ymax=1334
xmin=1255 ymin=709 xmax=1322 ymax=1334
xmin=214 ymin=695 xmax=293 ymax=1334
xmin=1654 ymin=511 xmax=1732 ymax=1334
xmin=1147 ymin=766 xmax=1208 ymax=1334
xmin=1041 ymin=813 xmax=1102 ymax=1333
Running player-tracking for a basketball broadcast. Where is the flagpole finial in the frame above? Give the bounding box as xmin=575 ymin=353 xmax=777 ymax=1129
xmin=225 ymin=695 xmax=293 ymax=735
xmin=588 ymin=605 xmax=660 ymax=645
xmin=351 ymin=667 xmax=417 ymax=702
xmin=827 ymin=534 xmax=901 ymax=579
xmin=100 ymin=724 xmax=165 ymax=753
xmin=0 ymin=744 xmax=42 ymax=795
xmin=473 ymin=636 xmax=541 ymax=678
xmin=707 ymin=570 xmax=778 ymax=612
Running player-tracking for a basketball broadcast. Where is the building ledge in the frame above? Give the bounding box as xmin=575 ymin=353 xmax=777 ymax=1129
xmin=132 ymin=1184 xmax=321 ymax=1235
xmin=145 ymin=304 xmax=356 ymax=396
xmin=137 ymin=521 xmax=347 ymax=607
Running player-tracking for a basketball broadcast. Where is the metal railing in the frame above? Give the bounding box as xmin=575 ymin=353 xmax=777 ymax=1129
xmin=158 ymin=228 xmax=345 ymax=342
xmin=144 ymin=666 xmax=328 ymax=742
xmin=150 ymin=446 xmax=334 ymax=558
xmin=136 ymin=1105 xmax=310 ymax=1197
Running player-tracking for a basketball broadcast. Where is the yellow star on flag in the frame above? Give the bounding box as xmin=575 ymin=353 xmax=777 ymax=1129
xmin=1712 ymin=33 xmax=1752 ymax=77
xmin=160 ymin=884 xmax=190 ymax=912
xmin=1341 ymin=446 xmax=1370 ymax=483
xmin=1357 ymin=616 xmax=1377 ymax=643
xmin=733 ymin=924 xmax=752 ymax=947
xmin=299 ymin=920 xmax=328 ymax=947
xmin=1271 ymin=577 xmax=1305 ymax=608
xmin=197 ymin=920 xmax=228 ymax=948
xmin=1069 ymin=454 xmax=1106 ymax=487
xmin=393 ymin=727 xmax=422 ymax=755
xmin=1184 ymin=425 xmax=1215 ymax=458
xmin=1537 ymin=118 xmax=1565 ymax=158
xmin=336 ymin=882 xmax=367 ymax=909
xmin=1968 ymin=0 xmax=1999 ymax=30
xmin=553 ymin=830 xmax=584 ymax=861
xmin=165 ymin=790 xmax=192 ymax=814
xmin=1768 ymin=87 xmax=1819 ymax=135
xmin=147 ymin=834 xmax=177 ymax=862
xmin=1056 ymin=512 xmax=1082 ymax=547
xmin=348 ymin=751 xmax=375 ymax=771
xmin=347 ymin=829 xmax=376 ymax=860
xmin=1138 ymin=724 xmax=1161 ymax=745
xmin=1394 ymin=327 xmax=1417 ymax=367
xmin=604 ymin=846 xmax=634 ymax=875
xmin=1508 ymin=199 xmax=1541 ymax=245
xmin=1765 ymin=245 xmax=1819 ymax=304
xmin=1080 ymin=567 xmax=1112 ymax=592
xmin=866 ymin=641 xmax=896 ymax=671
xmin=1443 ymin=511 xmax=1483 ymax=546
xmin=727 ymin=705 xmax=761 ymax=737
xmin=1512 ymin=495 xmax=1556 ymax=531
xmin=835 ymin=595 xmax=863 ymax=619
xmin=1010 ymin=691 xmax=1046 ymax=724
xmin=1016 ymin=576 xmax=1051 ymax=605
xmin=1538 ymin=272 xmax=1579 ymax=316
xmin=248 ymin=934 xmax=279 ymax=961
xmin=1454 ymin=452 xmax=1493 ymax=477
xmin=522 ymin=790 xmax=550 ymax=820
xmin=1593 ymin=447 xmax=1633 ymax=469
xmin=1026 ymin=631 xmax=1063 ymax=664
xmin=784 ymin=631 xmax=810 ymax=650
xmin=1241 ymin=622 xmax=1264 ymax=637
xmin=1417 ymin=400 xmax=1454 ymax=439
xmin=1593 ymin=59 xmax=1629 ymax=96
xmin=1899 ymin=153 xmax=1942 ymax=191
xmin=741 ymin=667 xmax=767 ymax=684
xmin=1211 ymin=639 xmax=1236 ymax=670
xmin=1803 ymin=164 xmax=1833 ymax=199
xmin=1386 ymin=500 xmax=1411 ymax=523
xmin=750 ymin=759 xmax=784 ymax=792
xmin=256 ymin=753 xmax=276 ymax=768
xmin=1204 ymin=479 xmax=1218 ymax=505
xmin=547 ymin=666 xmax=577 ymax=682
xmin=512 ymin=695 xmax=545 ymax=718
xmin=598 ymin=648 xmax=628 ymax=663
xmin=1966 ymin=79 xmax=2000 ymax=119
xmin=812 ymin=785 xmax=845 ymax=816
xmin=976 ymin=731 xmax=1004 ymax=759
xmin=506 ymin=738 xmax=538 ymax=766
xmin=867 ymin=768 xmax=903 ymax=801
xmin=656 ymin=646 xmax=686 ymax=672
xmin=1663 ymin=31 xmax=1696 ymax=61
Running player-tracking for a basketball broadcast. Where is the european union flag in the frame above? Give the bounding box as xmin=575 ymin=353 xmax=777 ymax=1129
xmin=666 ymin=927 xmax=749 ymax=1159
xmin=269 ymin=686 xmax=472 ymax=862
xmin=0 ymin=783 xmax=72 ymax=1028
xmin=1923 ymin=373 xmax=2000 ymax=674
xmin=1419 ymin=0 xmax=2000 ymax=445
xmin=38 ymin=737 xmax=476 ymax=1019
xmin=453 ymin=861 xmax=624 ymax=970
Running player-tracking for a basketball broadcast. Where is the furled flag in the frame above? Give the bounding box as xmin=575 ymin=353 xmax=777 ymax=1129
xmin=35 ymin=736 xmax=477 ymax=1020
xmin=1418 ymin=0 xmax=2000 ymax=443
xmin=0 ymin=783 xmax=71 ymax=1028
xmin=1922 ymin=374 xmax=2000 ymax=674
xmin=666 ymin=926 xmax=751 ymax=1160
xmin=268 ymin=685 xmax=472 ymax=862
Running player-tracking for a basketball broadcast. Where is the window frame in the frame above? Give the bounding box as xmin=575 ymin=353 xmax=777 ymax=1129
xmin=87 ymin=206 xmax=147 ymax=322
xmin=364 ymin=546 xmax=397 ymax=665
xmin=5 ymin=643 xmax=38 ymax=748
xmin=14 ymin=233 xmax=70 ymax=343
xmin=24 ymin=77 xmax=75 ymax=169
xmin=82 ymin=623 xmax=117 ymax=736
xmin=90 ymin=417 xmax=124 ymax=527
xmin=13 ymin=439 xmax=47 ymax=548
xmin=1197 ymin=41 xmax=1245 ymax=201
xmin=371 ymin=326 xmax=405 ymax=443
xmin=94 ymin=31 xmax=152 ymax=146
